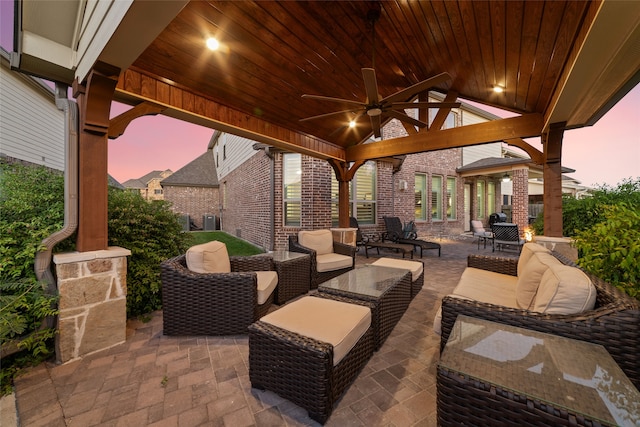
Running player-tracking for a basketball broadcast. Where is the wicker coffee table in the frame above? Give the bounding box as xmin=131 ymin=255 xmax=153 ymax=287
xmin=437 ymin=315 xmax=640 ymax=426
xmin=269 ymin=251 xmax=310 ymax=304
xmin=317 ymin=265 xmax=411 ymax=349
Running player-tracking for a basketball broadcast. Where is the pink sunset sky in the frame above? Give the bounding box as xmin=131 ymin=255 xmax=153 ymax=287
xmin=2 ymin=2 xmax=638 ymax=187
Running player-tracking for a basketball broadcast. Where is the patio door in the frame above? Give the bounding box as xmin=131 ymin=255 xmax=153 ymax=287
xmin=464 ymin=184 xmax=471 ymax=231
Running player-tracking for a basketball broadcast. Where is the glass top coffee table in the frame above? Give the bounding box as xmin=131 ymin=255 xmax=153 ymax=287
xmin=437 ymin=315 xmax=640 ymax=426
xmin=317 ymin=265 xmax=412 ymax=349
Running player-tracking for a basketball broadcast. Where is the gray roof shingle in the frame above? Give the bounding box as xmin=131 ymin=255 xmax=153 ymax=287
xmin=161 ymin=150 xmax=219 ymax=187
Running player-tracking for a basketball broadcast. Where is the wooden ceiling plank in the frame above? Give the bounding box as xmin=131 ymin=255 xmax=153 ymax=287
xmin=514 ymin=0 xmax=544 ymax=112
xmin=444 ymin=1 xmax=482 ymax=97
xmin=472 ymin=1 xmax=498 ymax=93
xmin=504 ymin=0 xmax=525 ymax=110
xmin=346 ymin=114 xmax=543 ymax=161
xmin=489 ymin=1 xmax=507 ymax=93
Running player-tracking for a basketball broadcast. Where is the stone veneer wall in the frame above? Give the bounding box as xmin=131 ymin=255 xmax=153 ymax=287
xmin=53 ymin=247 xmax=131 ymax=363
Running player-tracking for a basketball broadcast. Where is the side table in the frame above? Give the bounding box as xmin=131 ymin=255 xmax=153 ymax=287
xmin=437 ymin=315 xmax=640 ymax=426
xmin=269 ymin=251 xmax=310 ymax=305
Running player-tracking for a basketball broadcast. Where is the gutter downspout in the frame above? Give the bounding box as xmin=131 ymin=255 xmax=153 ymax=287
xmin=265 ymin=147 xmax=275 ymax=251
xmin=34 ymin=84 xmax=79 ymax=299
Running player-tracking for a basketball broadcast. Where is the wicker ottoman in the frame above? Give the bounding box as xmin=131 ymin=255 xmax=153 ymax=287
xmin=370 ymin=257 xmax=424 ymax=298
xmin=248 ymin=296 xmax=374 ymax=424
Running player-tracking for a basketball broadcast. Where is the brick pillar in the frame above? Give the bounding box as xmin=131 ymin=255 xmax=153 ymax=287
xmin=53 ymin=247 xmax=131 ymax=363
xmin=511 ymin=167 xmax=529 ymax=236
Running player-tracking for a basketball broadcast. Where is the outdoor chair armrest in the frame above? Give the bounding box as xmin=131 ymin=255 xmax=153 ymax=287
xmin=231 ymin=254 xmax=274 ymax=272
xmin=288 ymin=235 xmax=316 ymax=257
xmin=333 ymin=241 xmax=357 ymax=259
xmin=467 ymin=254 xmax=518 ymax=276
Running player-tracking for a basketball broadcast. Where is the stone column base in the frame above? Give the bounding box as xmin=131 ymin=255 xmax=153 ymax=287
xmin=533 ymin=236 xmax=577 ymax=262
xmin=53 ymin=247 xmax=131 ymax=363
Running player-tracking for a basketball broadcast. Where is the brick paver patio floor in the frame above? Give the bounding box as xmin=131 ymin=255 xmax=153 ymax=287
xmin=13 ymin=237 xmax=514 ymax=426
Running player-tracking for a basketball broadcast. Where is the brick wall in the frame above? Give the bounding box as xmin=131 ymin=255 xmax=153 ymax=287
xmin=511 ymin=168 xmax=529 ymax=234
xmin=163 ymin=185 xmax=220 ymax=229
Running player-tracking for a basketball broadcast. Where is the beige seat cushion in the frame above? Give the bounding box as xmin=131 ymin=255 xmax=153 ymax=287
xmin=316 ymin=253 xmax=353 ymax=272
xmin=260 ymin=296 xmax=371 ymax=365
xmin=517 ymin=243 xmax=551 ymax=276
xmin=515 ymin=252 xmax=561 ymax=309
xmin=186 ymin=241 xmax=231 ymax=273
xmin=299 ymin=230 xmax=334 ymax=255
xmin=532 ymin=265 xmax=596 ymax=314
xmin=255 ymin=271 xmax=278 ymax=305
xmin=371 ymin=258 xmax=423 ymax=281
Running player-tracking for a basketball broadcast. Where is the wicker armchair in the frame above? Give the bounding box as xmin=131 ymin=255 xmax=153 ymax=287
xmin=288 ymin=232 xmax=356 ymax=289
xmin=439 ymin=251 xmax=640 ymax=389
xmin=161 ymin=254 xmax=275 ymax=336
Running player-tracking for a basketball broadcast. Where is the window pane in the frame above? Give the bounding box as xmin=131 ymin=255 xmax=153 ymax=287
xmin=477 ymin=181 xmax=486 ymax=218
xmin=488 ymin=182 xmax=496 ymax=216
xmin=415 ymin=174 xmax=426 ymax=220
xmin=447 ymin=177 xmax=456 ymax=219
xmin=283 ymin=153 xmax=301 ymax=226
xmin=432 ymin=175 xmax=442 ymax=220
xmin=354 ymin=162 xmax=376 ymax=224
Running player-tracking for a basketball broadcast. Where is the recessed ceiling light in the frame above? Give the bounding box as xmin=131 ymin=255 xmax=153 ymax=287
xmin=206 ymin=37 xmax=220 ymax=51
xmin=349 ymin=120 xmax=356 ymax=128
xmin=493 ymin=85 xmax=505 ymax=93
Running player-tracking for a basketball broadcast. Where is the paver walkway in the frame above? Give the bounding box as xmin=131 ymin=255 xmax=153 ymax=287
xmin=13 ymin=237 xmax=515 ymax=426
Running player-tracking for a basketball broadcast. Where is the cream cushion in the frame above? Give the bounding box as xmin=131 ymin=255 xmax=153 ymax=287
xmin=255 ymin=271 xmax=278 ymax=305
xmin=371 ymin=258 xmax=423 ymax=282
xmin=532 ymin=265 xmax=596 ymax=314
xmin=316 ymin=253 xmax=353 ymax=272
xmin=515 ymin=252 xmax=560 ymax=309
xmin=299 ymin=230 xmax=334 ymax=255
xmin=260 ymin=296 xmax=371 ymax=365
xmin=186 ymin=241 xmax=231 ymax=273
xmin=517 ymin=243 xmax=550 ymax=276
xmin=433 ymin=268 xmax=518 ymax=335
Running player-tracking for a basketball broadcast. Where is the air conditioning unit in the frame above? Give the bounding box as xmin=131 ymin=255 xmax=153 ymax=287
xmin=203 ymin=214 xmax=218 ymax=231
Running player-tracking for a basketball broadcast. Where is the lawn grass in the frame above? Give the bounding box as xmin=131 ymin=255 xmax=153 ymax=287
xmin=188 ymin=231 xmax=264 ymax=256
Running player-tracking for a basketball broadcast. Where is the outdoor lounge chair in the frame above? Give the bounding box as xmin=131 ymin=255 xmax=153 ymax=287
xmin=491 ymin=222 xmax=525 ymax=252
xmin=350 ymin=217 xmax=415 ymax=258
xmin=288 ymin=229 xmax=356 ymax=288
xmin=383 ymin=216 xmax=441 ymax=257
xmin=471 ymin=220 xmax=493 ymax=249
xmin=161 ymin=241 xmax=277 ymax=335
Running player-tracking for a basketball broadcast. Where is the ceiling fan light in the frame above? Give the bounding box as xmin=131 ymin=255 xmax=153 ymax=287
xmin=367 ymin=108 xmax=382 ymax=117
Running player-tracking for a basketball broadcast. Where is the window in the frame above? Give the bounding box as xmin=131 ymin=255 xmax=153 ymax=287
xmin=283 ymin=153 xmax=301 ymax=226
xmin=415 ymin=174 xmax=427 ymax=220
xmin=432 ymin=175 xmax=443 ymax=220
xmin=488 ymin=181 xmax=496 ymax=216
xmin=446 ymin=177 xmax=456 ymax=220
xmin=476 ymin=181 xmax=486 ymax=218
xmin=154 ymin=189 xmax=163 ymax=195
xmin=331 ymin=161 xmax=376 ymax=225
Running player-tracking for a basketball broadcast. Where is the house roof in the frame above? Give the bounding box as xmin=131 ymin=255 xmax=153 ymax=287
xmin=161 ymin=150 xmax=219 ymax=188
xmin=457 ymin=157 xmax=576 ymax=177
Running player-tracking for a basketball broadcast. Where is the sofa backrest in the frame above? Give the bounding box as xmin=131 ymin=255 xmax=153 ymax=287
xmin=517 ymin=242 xmax=550 ymax=275
xmin=186 ymin=240 xmax=231 ymax=273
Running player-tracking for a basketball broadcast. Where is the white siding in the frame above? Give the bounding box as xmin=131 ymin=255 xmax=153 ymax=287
xmin=214 ymin=133 xmax=260 ymax=179
xmin=460 ymin=108 xmax=502 ymax=166
xmin=0 ymin=60 xmax=65 ymax=170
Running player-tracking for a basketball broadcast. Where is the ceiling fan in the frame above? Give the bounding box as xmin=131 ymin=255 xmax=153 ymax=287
xmin=300 ymin=5 xmax=460 ymax=138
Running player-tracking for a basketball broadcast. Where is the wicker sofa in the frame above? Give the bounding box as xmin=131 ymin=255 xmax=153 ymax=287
xmin=161 ymin=252 xmax=276 ymax=336
xmin=436 ymin=243 xmax=640 ymax=389
xmin=289 ymin=230 xmax=357 ymax=289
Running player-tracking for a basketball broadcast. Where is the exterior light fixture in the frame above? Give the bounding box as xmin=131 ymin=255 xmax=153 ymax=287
xmin=206 ymin=37 xmax=220 ymax=51
xmin=502 ymin=173 xmax=511 ymax=183
xmin=493 ymin=85 xmax=505 ymax=93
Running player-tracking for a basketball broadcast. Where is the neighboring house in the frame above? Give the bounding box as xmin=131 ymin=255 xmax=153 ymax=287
xmin=123 ymin=169 xmax=172 ymax=200
xmin=213 ymin=97 xmax=520 ymax=251
xmin=161 ymin=139 xmax=220 ymax=229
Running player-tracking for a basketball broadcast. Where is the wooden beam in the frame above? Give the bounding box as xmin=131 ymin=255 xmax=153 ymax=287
xmin=328 ymin=160 xmax=365 ymax=228
xmin=346 ymin=114 xmax=543 ymax=161
xmin=543 ymin=123 xmax=566 ymax=237
xmin=503 ymin=138 xmax=544 ymax=165
xmin=429 ymin=91 xmax=459 ymax=132
xmin=108 ymin=102 xmax=166 ymax=139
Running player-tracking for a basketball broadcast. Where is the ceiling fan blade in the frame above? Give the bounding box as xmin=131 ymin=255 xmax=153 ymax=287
xmin=382 ymin=72 xmax=452 ymax=104
xmin=386 ymin=110 xmax=428 ymax=128
xmin=391 ymin=101 xmax=461 ymax=109
xmin=362 ymin=68 xmax=380 ymax=104
xmin=299 ymin=108 xmax=363 ymax=122
xmin=370 ymin=114 xmax=382 ymax=138
xmin=301 ymin=94 xmax=366 ymax=109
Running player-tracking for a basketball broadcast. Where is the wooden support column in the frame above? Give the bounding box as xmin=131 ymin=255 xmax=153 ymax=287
xmin=542 ymin=122 xmax=566 ymax=237
xmin=328 ymin=159 xmax=364 ymax=228
xmin=73 ymin=62 xmax=120 ymax=251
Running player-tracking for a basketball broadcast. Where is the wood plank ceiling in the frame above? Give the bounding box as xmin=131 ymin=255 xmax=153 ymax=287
xmin=124 ymin=0 xmax=591 ymax=154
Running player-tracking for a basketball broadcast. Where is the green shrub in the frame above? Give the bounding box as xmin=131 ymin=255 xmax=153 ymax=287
xmin=574 ymin=203 xmax=640 ymax=299
xmin=108 ymin=188 xmax=192 ymax=317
